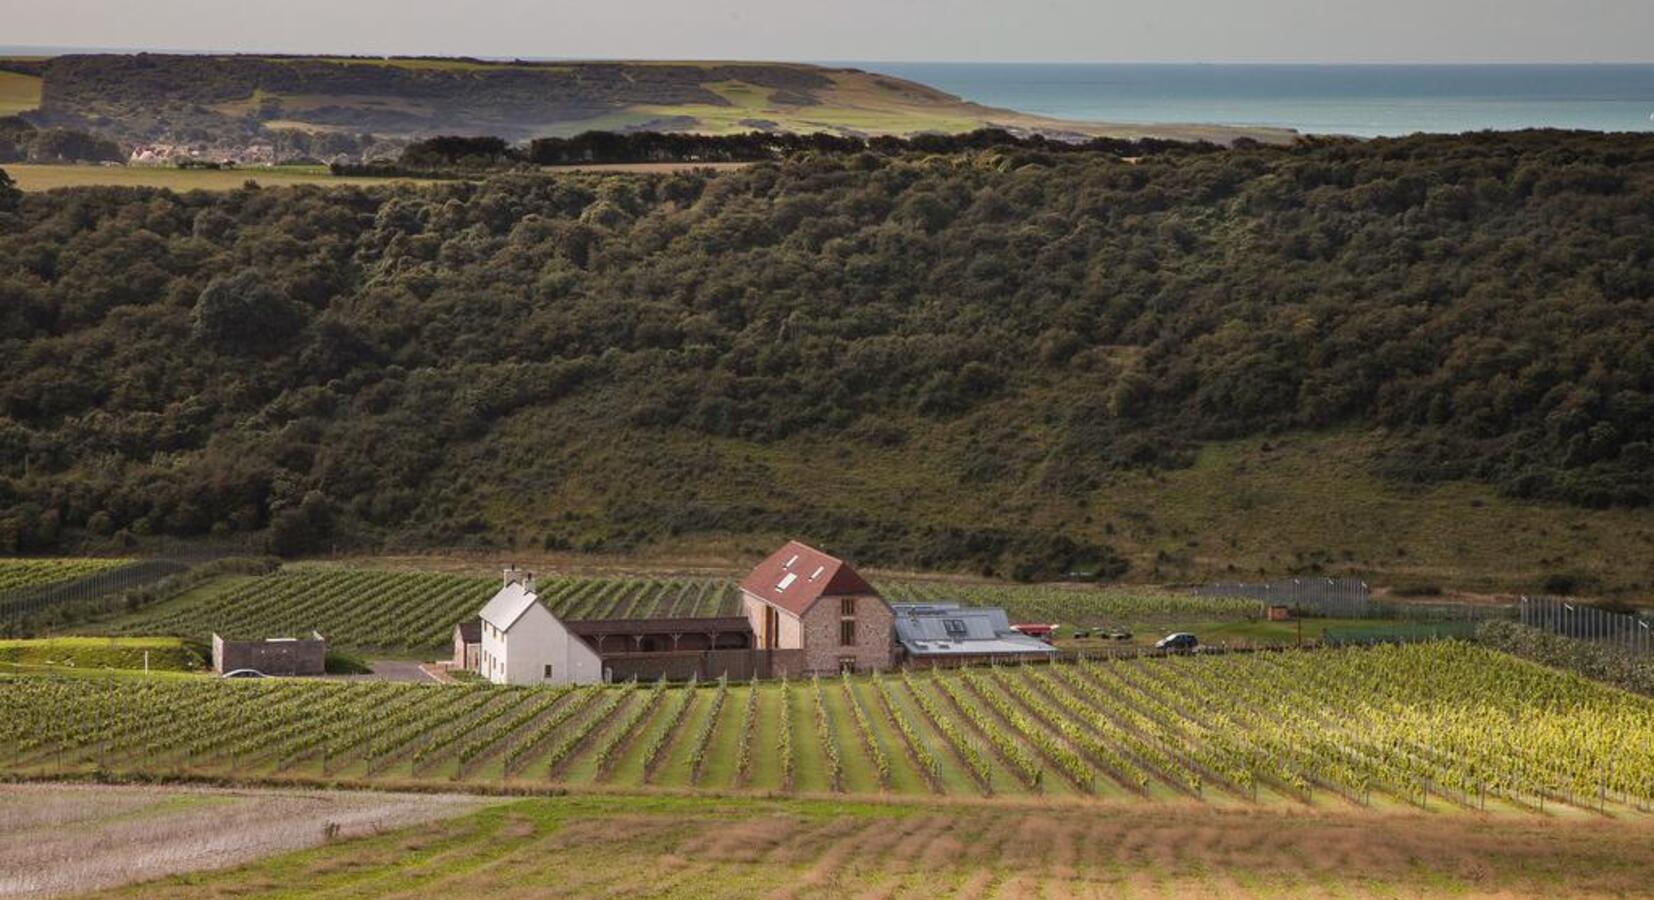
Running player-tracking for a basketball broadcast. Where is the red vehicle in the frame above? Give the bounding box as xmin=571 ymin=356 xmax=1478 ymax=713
xmin=1011 ymin=623 xmax=1055 ymax=643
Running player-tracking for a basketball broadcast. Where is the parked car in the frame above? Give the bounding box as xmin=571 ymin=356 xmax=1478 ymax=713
xmin=1155 ymin=633 xmax=1199 ymax=651
xmin=1106 ymin=628 xmax=1133 ymax=641
xmin=220 ymin=669 xmax=266 ymax=679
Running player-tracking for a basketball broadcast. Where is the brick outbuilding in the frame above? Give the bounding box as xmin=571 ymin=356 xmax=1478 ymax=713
xmin=738 ymin=541 xmax=893 ymax=673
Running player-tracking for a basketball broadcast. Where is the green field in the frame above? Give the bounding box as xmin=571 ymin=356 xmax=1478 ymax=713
xmin=88 ymin=564 xmax=1261 ymax=652
xmin=0 ymin=557 xmax=131 ymax=593
xmin=88 ymin=793 xmax=1654 ymax=899
xmin=5 ymin=643 xmax=1651 ymax=814
xmin=0 ymin=636 xmax=205 ymax=672
xmin=0 ymin=69 xmax=41 ymax=115
xmin=2 ymin=163 xmax=439 ymax=193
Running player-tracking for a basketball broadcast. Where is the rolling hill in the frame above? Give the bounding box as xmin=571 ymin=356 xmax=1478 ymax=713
xmin=0 ymin=130 xmax=1650 ymax=596
xmin=1 ymin=53 xmax=1291 ymax=146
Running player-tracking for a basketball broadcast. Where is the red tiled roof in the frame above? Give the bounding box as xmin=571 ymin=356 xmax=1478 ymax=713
xmin=738 ymin=540 xmax=878 ymax=618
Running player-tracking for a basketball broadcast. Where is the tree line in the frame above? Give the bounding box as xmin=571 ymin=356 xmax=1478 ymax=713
xmin=334 ymin=128 xmax=1226 ymax=176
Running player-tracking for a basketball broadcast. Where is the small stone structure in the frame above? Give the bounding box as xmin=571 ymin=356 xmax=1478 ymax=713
xmin=212 ymin=631 xmax=326 ymax=676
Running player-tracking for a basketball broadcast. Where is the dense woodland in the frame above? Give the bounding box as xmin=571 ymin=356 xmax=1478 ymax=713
xmin=0 ymin=131 xmax=1651 ymax=576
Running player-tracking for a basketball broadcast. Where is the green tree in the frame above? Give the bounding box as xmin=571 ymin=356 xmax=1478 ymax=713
xmin=191 ymin=270 xmax=307 ymax=353
xmin=0 ymin=167 xmax=18 ymax=214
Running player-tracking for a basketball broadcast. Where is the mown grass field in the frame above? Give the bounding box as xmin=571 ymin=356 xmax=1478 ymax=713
xmin=3 ymin=162 xmax=748 ymax=193
xmin=85 ymin=793 xmax=1654 ymax=899
xmin=2 ymin=163 xmax=437 ymax=193
xmin=0 ymin=69 xmax=41 ymax=115
xmin=0 ymin=636 xmax=205 ymax=672
xmin=5 ymin=643 xmax=1651 ymax=816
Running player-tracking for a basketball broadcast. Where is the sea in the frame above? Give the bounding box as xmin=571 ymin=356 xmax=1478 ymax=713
xmin=856 ymin=63 xmax=1654 ymax=138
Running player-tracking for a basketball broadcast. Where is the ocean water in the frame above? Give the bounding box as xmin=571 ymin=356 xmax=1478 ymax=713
xmin=860 ymin=63 xmax=1654 ymax=138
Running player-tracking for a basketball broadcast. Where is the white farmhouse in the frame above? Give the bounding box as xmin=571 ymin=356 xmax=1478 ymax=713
xmin=477 ymin=569 xmax=603 ymax=685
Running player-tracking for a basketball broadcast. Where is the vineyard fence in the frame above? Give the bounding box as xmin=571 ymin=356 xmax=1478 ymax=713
xmin=1192 ymin=577 xmax=1516 ymax=623
xmin=1519 ymin=595 xmax=1654 ymax=657
xmin=0 ymin=555 xmax=221 ymax=628
xmin=1192 ymin=577 xmax=1372 ymax=617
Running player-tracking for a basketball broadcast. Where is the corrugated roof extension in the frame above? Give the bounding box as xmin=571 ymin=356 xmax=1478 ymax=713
xmin=891 ymin=602 xmax=1057 ymax=657
xmin=738 ymin=540 xmax=878 ymax=618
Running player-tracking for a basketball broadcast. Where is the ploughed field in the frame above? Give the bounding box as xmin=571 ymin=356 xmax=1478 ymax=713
xmin=4 ymin=643 xmax=1651 ymax=814
xmin=91 ymin=563 xmax=1257 ymax=651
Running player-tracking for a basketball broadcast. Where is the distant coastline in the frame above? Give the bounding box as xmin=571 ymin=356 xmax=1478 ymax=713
xmin=852 ymin=63 xmax=1654 ymax=138
xmin=5 ymin=47 xmax=1651 ymax=138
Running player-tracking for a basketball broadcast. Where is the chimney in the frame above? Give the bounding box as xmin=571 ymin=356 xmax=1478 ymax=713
xmin=524 ymin=571 xmax=537 ymax=595
xmin=503 ymin=565 xmax=518 ymax=587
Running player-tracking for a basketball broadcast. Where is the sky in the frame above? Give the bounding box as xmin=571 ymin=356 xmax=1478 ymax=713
xmin=5 ymin=0 xmax=1652 ymax=64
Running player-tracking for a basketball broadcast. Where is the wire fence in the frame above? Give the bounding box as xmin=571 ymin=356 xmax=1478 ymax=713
xmin=1518 ymin=595 xmax=1654 ymax=657
xmin=1192 ymin=576 xmax=1515 ymax=623
xmin=1192 ymin=577 xmax=1373 ymax=618
xmin=0 ymin=558 xmax=197 ymax=629
xmin=1322 ymin=622 xmax=1479 ymax=647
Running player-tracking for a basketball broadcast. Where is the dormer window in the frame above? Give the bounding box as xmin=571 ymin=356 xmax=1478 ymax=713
xmin=783 ymin=554 xmax=799 ymax=568
xmin=810 ymin=566 xmax=825 ymax=581
xmin=775 ymin=572 xmax=797 ymax=592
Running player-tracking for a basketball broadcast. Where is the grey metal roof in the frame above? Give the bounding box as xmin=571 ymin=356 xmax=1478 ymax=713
xmin=892 ymin=603 xmax=1056 ymax=657
xmin=478 ymin=582 xmax=539 ymax=632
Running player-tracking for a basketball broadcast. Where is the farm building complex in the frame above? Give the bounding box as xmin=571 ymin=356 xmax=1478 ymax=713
xmin=455 ymin=542 xmax=1043 ymax=684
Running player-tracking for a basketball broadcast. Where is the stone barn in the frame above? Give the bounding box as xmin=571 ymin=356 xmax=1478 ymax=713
xmin=453 ymin=619 xmax=481 ymax=671
xmin=739 ymin=541 xmax=894 ymax=673
xmin=212 ymin=632 xmax=326 ymax=676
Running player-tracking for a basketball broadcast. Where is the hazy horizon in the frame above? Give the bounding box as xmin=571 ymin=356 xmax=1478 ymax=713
xmin=6 ymin=0 xmax=1653 ymax=65
xmin=8 ymin=44 xmax=1654 ymax=67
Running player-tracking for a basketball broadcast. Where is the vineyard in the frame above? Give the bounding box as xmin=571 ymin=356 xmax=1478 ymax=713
xmin=4 ymin=642 xmax=1651 ymax=813
xmin=90 ymin=563 xmax=1259 ymax=651
xmin=0 ymin=559 xmax=131 ymax=594
xmin=878 ymin=580 xmax=1261 ymax=625
xmin=97 ymin=567 xmax=742 ymax=650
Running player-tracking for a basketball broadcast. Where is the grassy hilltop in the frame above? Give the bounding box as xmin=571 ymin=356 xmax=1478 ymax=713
xmin=0 ymin=53 xmax=1290 ymax=144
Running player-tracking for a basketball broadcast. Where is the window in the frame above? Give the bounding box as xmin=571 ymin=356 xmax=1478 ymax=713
xmin=841 ymin=619 xmax=856 ymax=646
xmin=840 ymin=597 xmax=856 ymax=616
xmin=543 ymin=664 xmax=554 ymax=680
xmin=775 ymin=573 xmax=797 ymax=592
xmin=943 ymin=619 xmax=968 ymax=638
xmin=839 ymin=657 xmax=858 ymax=673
